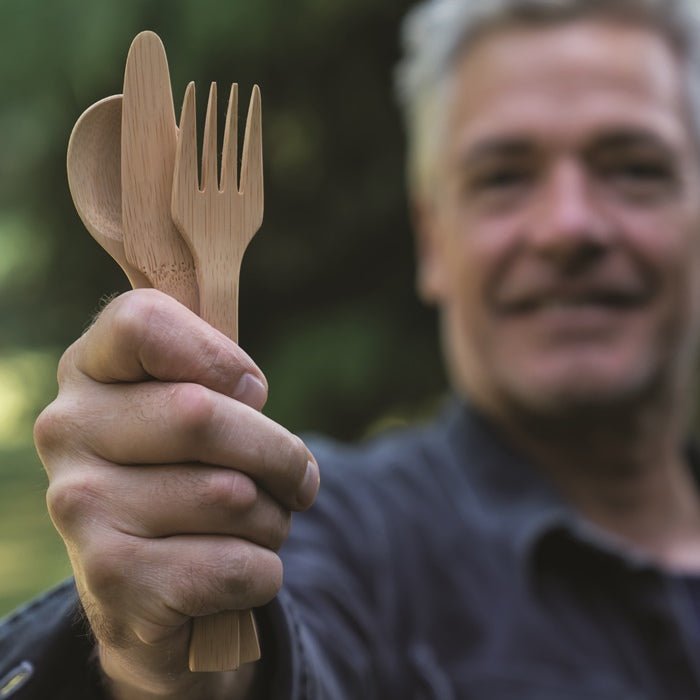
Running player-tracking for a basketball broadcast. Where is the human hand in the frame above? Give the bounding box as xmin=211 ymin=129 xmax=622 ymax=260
xmin=34 ymin=289 xmax=319 ymax=699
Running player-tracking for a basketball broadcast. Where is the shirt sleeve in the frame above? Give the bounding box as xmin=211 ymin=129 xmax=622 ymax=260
xmin=255 ymin=437 xmax=406 ymax=700
xmin=0 ymin=579 xmax=109 ymax=699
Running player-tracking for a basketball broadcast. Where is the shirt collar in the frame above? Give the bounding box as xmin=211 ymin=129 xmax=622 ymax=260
xmin=439 ymin=396 xmax=660 ymax=576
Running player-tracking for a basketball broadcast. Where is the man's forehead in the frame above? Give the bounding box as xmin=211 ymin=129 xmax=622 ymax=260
xmin=450 ymin=17 xmax=681 ymax=92
xmin=444 ymin=18 xmax=691 ymax=156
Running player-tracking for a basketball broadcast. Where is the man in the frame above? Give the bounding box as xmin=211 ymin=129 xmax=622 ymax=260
xmin=3 ymin=0 xmax=700 ymax=697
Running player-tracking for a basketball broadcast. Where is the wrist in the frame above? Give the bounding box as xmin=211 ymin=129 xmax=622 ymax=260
xmin=98 ymin=643 xmax=258 ymax=700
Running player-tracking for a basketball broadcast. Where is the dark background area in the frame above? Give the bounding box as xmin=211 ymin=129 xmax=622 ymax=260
xmin=0 ymin=0 xmax=447 ymax=612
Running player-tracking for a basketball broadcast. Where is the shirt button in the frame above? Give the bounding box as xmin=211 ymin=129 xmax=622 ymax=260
xmin=0 ymin=661 xmax=34 ymax=698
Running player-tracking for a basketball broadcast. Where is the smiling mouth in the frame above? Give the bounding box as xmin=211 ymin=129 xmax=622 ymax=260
xmin=500 ymin=291 xmax=651 ymax=314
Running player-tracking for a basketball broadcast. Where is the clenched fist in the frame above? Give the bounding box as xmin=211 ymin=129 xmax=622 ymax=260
xmin=34 ymin=290 xmax=320 ymax=699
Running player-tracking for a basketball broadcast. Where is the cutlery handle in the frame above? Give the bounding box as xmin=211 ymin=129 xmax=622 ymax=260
xmin=170 ymin=73 xmax=264 ymax=673
xmin=196 ymin=264 xmax=241 ymax=341
xmin=238 ymin=609 xmax=262 ymax=664
xmin=187 ymin=259 xmax=260 ymax=671
xmin=189 ymin=609 xmax=260 ymax=671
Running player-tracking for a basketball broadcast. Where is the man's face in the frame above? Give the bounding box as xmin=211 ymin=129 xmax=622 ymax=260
xmin=417 ymin=20 xmax=700 ymax=419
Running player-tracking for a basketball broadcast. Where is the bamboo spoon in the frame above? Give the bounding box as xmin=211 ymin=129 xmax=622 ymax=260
xmin=67 ymin=95 xmax=150 ymax=289
xmin=172 ymin=81 xmax=264 ymax=672
xmin=67 ymin=93 xmax=199 ymax=310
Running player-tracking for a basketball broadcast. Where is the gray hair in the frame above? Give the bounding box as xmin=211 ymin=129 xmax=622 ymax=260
xmin=395 ymin=0 xmax=700 ymax=198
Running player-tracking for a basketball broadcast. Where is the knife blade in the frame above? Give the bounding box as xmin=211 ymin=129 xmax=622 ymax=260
xmin=121 ymin=30 xmax=198 ymax=312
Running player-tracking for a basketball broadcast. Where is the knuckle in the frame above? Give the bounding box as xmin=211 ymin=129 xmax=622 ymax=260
xmin=228 ymin=546 xmax=283 ymax=605
xmin=228 ymin=471 xmax=258 ymax=512
xmin=201 ymin=470 xmax=257 ymax=512
xmin=109 ymin=292 xmax=156 ymax=346
xmin=170 ymin=383 xmax=216 ymax=437
xmin=255 ymin=551 xmax=284 ymax=603
xmin=224 ymin=546 xmax=256 ymax=601
xmin=82 ymin=536 xmax=140 ymax=597
xmin=34 ymin=396 xmax=92 ymax=465
xmin=260 ymin=430 xmax=308 ymax=504
xmin=196 ymin=336 xmax=235 ymax=383
xmin=266 ymin=431 xmax=305 ymax=477
xmin=283 ymin=433 xmax=309 ymax=489
xmin=227 ymin=545 xmax=255 ymax=595
xmin=46 ymin=471 xmax=104 ymax=531
xmin=33 ymin=402 xmax=63 ymax=455
xmin=267 ymin=509 xmax=292 ymax=551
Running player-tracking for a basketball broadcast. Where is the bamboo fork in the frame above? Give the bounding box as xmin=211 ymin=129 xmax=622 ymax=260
xmin=172 ymin=81 xmax=264 ymax=672
xmin=173 ymin=81 xmax=263 ymax=340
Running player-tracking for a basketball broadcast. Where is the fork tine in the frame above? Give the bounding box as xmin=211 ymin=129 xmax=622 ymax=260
xmin=201 ymin=82 xmax=219 ymax=192
xmin=173 ymin=81 xmax=199 ymax=213
xmin=239 ymin=85 xmax=263 ymax=220
xmin=220 ymin=84 xmax=239 ymax=193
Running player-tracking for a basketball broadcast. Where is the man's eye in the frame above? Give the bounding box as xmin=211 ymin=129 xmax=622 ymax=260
xmin=471 ymin=168 xmax=531 ymax=190
xmin=609 ymin=161 xmax=670 ymax=180
xmin=600 ymin=158 xmax=676 ymax=194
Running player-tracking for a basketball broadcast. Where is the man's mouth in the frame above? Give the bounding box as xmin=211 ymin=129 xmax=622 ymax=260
xmin=498 ymin=289 xmax=651 ymax=315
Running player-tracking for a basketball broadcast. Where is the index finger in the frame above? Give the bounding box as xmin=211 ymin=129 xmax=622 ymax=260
xmin=62 ymin=289 xmax=268 ymax=409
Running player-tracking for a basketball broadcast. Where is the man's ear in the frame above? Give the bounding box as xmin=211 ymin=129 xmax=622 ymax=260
xmin=412 ymin=196 xmax=447 ymax=304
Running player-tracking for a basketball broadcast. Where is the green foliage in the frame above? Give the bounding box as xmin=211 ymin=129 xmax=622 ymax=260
xmin=0 ymin=446 xmax=71 ymax=616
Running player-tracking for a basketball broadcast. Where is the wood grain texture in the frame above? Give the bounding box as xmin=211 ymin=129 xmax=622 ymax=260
xmin=172 ymin=79 xmax=264 ymax=673
xmin=172 ymin=81 xmax=263 ymax=340
xmin=186 ymin=607 xmax=260 ymax=671
xmin=188 ymin=610 xmax=240 ymax=672
xmin=121 ymin=31 xmax=198 ymax=312
xmin=67 ymin=95 xmax=151 ymax=289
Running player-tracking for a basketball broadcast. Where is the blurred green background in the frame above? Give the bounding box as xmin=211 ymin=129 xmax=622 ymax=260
xmin=0 ymin=0 xmax=446 ymax=616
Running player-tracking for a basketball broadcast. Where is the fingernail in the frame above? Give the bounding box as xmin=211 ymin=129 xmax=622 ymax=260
xmin=233 ymin=373 xmax=268 ymax=410
xmin=297 ymin=460 xmax=320 ymax=509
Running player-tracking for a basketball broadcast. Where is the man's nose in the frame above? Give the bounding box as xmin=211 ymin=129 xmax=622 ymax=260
xmin=529 ymin=160 xmax=613 ymax=268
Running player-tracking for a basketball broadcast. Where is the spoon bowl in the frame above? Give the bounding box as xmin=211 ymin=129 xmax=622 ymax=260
xmin=67 ymin=94 xmax=150 ymax=288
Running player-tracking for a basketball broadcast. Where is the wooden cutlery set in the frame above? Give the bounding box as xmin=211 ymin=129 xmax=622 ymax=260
xmin=66 ymin=31 xmax=264 ymax=673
